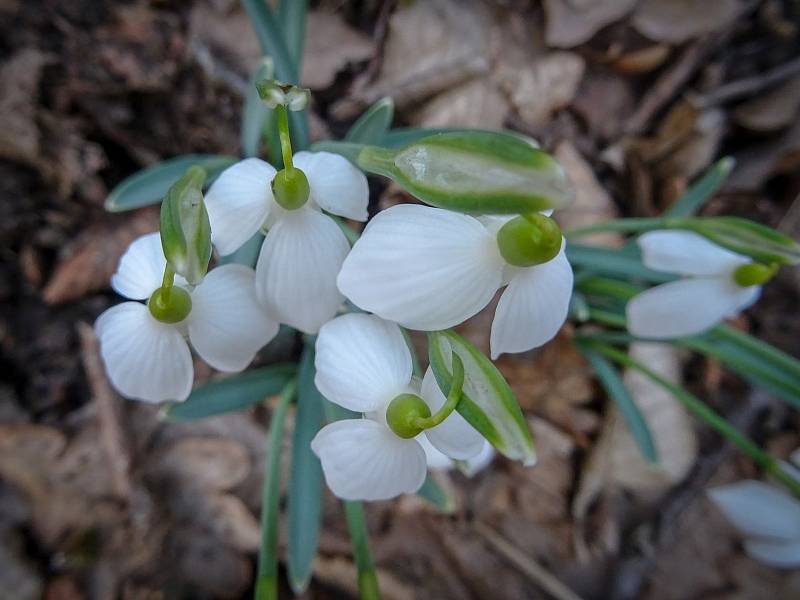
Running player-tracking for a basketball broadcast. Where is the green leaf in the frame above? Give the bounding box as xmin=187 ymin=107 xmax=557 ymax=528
xmin=343 ymin=501 xmax=381 ymax=600
xmin=358 ymin=130 xmax=570 ymax=214
xmin=416 ymin=475 xmax=455 ymax=512
xmin=278 ymin=0 xmax=307 ymax=75
xmin=242 ymin=58 xmax=276 ymax=158
xmin=255 ymin=380 xmax=296 ymax=600
xmin=309 ymin=140 xmax=366 ymax=164
xmin=663 ymin=157 xmax=735 ymax=217
xmin=166 ymin=364 xmax=296 ymax=420
xmin=105 ymin=155 xmax=237 ymax=212
xmin=577 ymin=342 xmax=658 ymax=463
xmin=427 ymin=330 xmax=535 ymax=465
xmin=287 ymin=347 xmax=324 ymax=594
xmin=566 ymin=243 xmax=674 ymax=283
xmin=240 ymin=0 xmax=309 ymax=151
xmin=345 ymin=97 xmax=395 ymax=144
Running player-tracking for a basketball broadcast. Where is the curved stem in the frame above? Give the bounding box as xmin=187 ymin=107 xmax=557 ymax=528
xmin=415 ymin=353 xmax=464 ymax=430
xmin=275 ymin=104 xmax=294 ymax=169
xmin=565 ymin=217 xmax=670 ymax=238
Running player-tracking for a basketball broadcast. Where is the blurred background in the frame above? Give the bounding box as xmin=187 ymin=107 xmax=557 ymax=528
xmin=1 ymin=0 xmax=800 ymax=598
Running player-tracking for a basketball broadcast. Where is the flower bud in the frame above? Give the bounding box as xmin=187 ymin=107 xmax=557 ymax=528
xmin=733 ymin=263 xmax=778 ymax=287
xmin=147 ymin=286 xmax=192 ymax=323
xmin=272 ymin=167 xmax=310 ymax=210
xmin=256 ymin=79 xmax=310 ymax=111
xmin=679 ymin=217 xmax=800 ymax=266
xmin=385 ymin=393 xmax=431 ymax=439
xmin=496 ymin=214 xmax=562 ymax=267
xmin=160 ymin=166 xmax=212 ymax=285
xmin=356 ymin=130 xmax=573 ymax=214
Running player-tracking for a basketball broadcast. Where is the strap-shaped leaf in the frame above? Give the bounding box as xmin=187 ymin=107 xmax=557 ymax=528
xmin=287 ymin=347 xmax=324 ymax=593
xmin=278 ymin=0 xmax=307 ymax=75
xmin=345 ymin=97 xmax=394 ymax=144
xmin=567 ymin=243 xmax=674 ymax=283
xmin=663 ymin=157 xmax=734 ymax=218
xmin=242 ymin=58 xmax=276 ymax=158
xmin=417 ymin=475 xmax=455 ymax=513
xmin=427 ymin=330 xmax=535 ymax=465
xmin=105 ymin=155 xmax=237 ymax=212
xmin=166 ymin=364 xmax=296 ymax=420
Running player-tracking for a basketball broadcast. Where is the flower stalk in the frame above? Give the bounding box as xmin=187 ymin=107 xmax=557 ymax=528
xmin=414 ymin=353 xmax=464 ymax=430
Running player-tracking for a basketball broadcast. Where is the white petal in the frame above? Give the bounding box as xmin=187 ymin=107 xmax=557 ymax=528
xmin=315 ymin=314 xmax=412 ymax=413
xmin=205 ymin=158 xmax=275 ymax=256
xmin=187 ymin=264 xmax=279 ymax=372
xmin=626 ymin=277 xmax=760 ymax=339
xmin=416 ymin=434 xmax=454 ymax=470
xmin=311 ymin=419 xmax=427 ymax=501
xmin=338 ymin=204 xmax=504 ymax=331
xmin=256 ymin=209 xmax=349 ymax=334
xmin=461 ymin=441 xmax=495 ymax=477
xmin=708 ymin=481 xmax=800 ymax=541
xmin=292 ymin=151 xmax=369 ymax=221
xmin=111 ymin=233 xmax=166 ymax=300
xmin=420 ymin=368 xmax=484 ymax=460
xmin=95 ymin=302 xmax=193 ymax=402
xmin=490 ymin=244 xmax=573 ymax=359
xmin=638 ymin=230 xmax=749 ymax=277
xmin=744 ymin=538 xmax=800 ymax=569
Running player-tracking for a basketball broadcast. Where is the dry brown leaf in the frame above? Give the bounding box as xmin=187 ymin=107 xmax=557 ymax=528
xmin=612 ymin=44 xmax=671 ymax=74
xmin=43 ymin=209 xmax=158 ymax=304
xmin=189 ymin=3 xmax=260 ymax=73
xmin=201 ymin=493 xmax=261 ymax=552
xmin=498 ymin=51 xmax=585 ymax=126
xmin=555 ymin=140 xmax=622 ymax=247
xmin=733 ymin=77 xmax=800 ymax=132
xmin=572 ymin=72 xmax=636 ymax=141
xmin=412 ymin=77 xmax=508 ymax=129
xmin=0 ymin=534 xmax=43 ymax=600
xmin=544 ymin=0 xmax=638 ymax=48
xmin=147 ymin=437 xmax=251 ymax=492
xmin=174 ymin=529 xmax=252 ymax=600
xmin=632 ymin=0 xmax=743 ymax=44
xmin=656 ymin=108 xmax=726 ymax=180
xmin=301 ymin=10 xmax=375 ymax=90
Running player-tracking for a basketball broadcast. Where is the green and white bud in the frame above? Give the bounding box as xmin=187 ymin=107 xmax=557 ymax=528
xmin=256 ymin=79 xmax=311 ymax=111
xmin=159 ymin=166 xmax=212 ymax=285
xmin=356 ymin=130 xmax=573 ymax=214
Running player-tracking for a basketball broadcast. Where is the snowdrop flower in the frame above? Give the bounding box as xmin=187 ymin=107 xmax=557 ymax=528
xmin=310 ymin=313 xmax=484 ymax=501
xmin=419 ymin=435 xmax=495 ymax=476
xmin=626 ymin=231 xmax=771 ymax=339
xmin=204 ymin=151 xmax=368 ymax=334
xmin=95 ymin=233 xmax=278 ymax=403
xmin=337 ymin=204 xmax=573 ymax=359
xmin=708 ymin=480 xmax=800 ymax=568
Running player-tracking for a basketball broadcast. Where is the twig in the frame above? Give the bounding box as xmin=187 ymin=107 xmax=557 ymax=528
xmin=693 ymin=56 xmax=800 ymax=108
xmin=77 ymin=321 xmax=132 ymax=500
xmin=475 ymin=522 xmax=584 ymax=600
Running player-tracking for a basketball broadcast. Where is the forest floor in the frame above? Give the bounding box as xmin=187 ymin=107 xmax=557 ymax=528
xmin=1 ymin=0 xmax=800 ymax=598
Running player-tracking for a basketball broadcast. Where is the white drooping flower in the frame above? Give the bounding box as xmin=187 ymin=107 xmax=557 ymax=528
xmin=336 ymin=204 xmax=573 ymax=359
xmin=204 ymin=152 xmax=369 ymax=334
xmin=95 ymin=233 xmax=279 ymax=403
xmin=708 ymin=480 xmax=800 ymax=568
xmin=626 ymin=231 xmax=762 ymax=339
xmin=418 ymin=434 xmax=495 ymax=476
xmin=310 ymin=313 xmax=484 ymax=501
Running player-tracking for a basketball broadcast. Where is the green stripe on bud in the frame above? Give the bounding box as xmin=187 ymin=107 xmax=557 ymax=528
xmin=677 ymin=216 xmax=800 ymax=266
xmin=497 ymin=214 xmax=562 ymax=267
xmin=733 ymin=263 xmax=778 ymax=287
xmin=357 ymin=130 xmax=573 ymax=214
xmin=159 ymin=166 xmax=212 ymax=285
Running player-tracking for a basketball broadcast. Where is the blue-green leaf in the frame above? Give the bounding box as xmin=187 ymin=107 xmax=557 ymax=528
xmin=105 ymin=155 xmax=237 ymax=212
xmin=343 ymin=501 xmax=381 ymax=600
xmin=219 ymin=232 xmax=264 ymax=268
xmin=166 ymin=364 xmax=296 ymax=420
xmin=566 ymin=243 xmax=674 ymax=283
xmin=242 ymin=58 xmax=276 ymax=158
xmin=278 ymin=0 xmax=307 ymax=75
xmin=345 ymin=97 xmax=394 ymax=144
xmin=287 ymin=347 xmax=324 ymax=594
xmin=663 ymin=157 xmax=734 ymax=218
xmin=427 ymin=330 xmax=535 ymax=465
xmin=416 ymin=475 xmax=455 ymax=512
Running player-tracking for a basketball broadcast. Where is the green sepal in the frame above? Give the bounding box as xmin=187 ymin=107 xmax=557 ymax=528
xmin=427 ymin=330 xmax=535 ymax=465
xmin=159 ymin=166 xmax=212 ymax=285
xmin=357 ymin=130 xmax=572 ymax=214
xmin=677 ymin=216 xmax=800 ymax=266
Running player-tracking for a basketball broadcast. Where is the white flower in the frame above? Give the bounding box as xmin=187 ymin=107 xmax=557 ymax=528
xmin=708 ymin=480 xmax=800 ymax=568
xmin=204 ymin=152 xmax=369 ymax=334
xmin=626 ymin=231 xmax=761 ymax=339
xmin=336 ymin=204 xmax=573 ymax=359
xmin=418 ymin=434 xmax=495 ymax=475
xmin=95 ymin=233 xmax=279 ymax=403
xmin=310 ymin=313 xmax=484 ymax=501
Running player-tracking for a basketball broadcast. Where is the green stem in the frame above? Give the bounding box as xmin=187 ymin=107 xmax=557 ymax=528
xmin=275 ymin=104 xmax=294 ymax=169
xmin=356 ymin=146 xmax=398 ymax=179
xmin=255 ymin=380 xmax=297 ymax=600
xmin=414 ymin=353 xmax=464 ymax=430
xmin=343 ymin=501 xmax=381 ymax=600
xmin=589 ymin=341 xmax=800 ymax=497
xmin=586 ymin=307 xmax=627 ymax=328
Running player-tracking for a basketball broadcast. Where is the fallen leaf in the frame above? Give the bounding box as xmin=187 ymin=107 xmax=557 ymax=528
xmin=733 ymin=77 xmax=800 ymax=132
xmin=543 ymin=0 xmax=637 ymax=48
xmin=572 ymin=71 xmax=636 ymax=141
xmin=632 ymin=0 xmax=743 ymax=44
xmin=613 ymin=44 xmax=671 ymax=74
xmin=174 ymin=528 xmax=252 ymax=599
xmin=412 ymin=77 xmax=508 ymax=129
xmin=301 ymin=10 xmax=375 ymax=89
xmin=43 ymin=209 xmax=158 ymax=304
xmin=147 ymin=437 xmax=251 ymax=492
